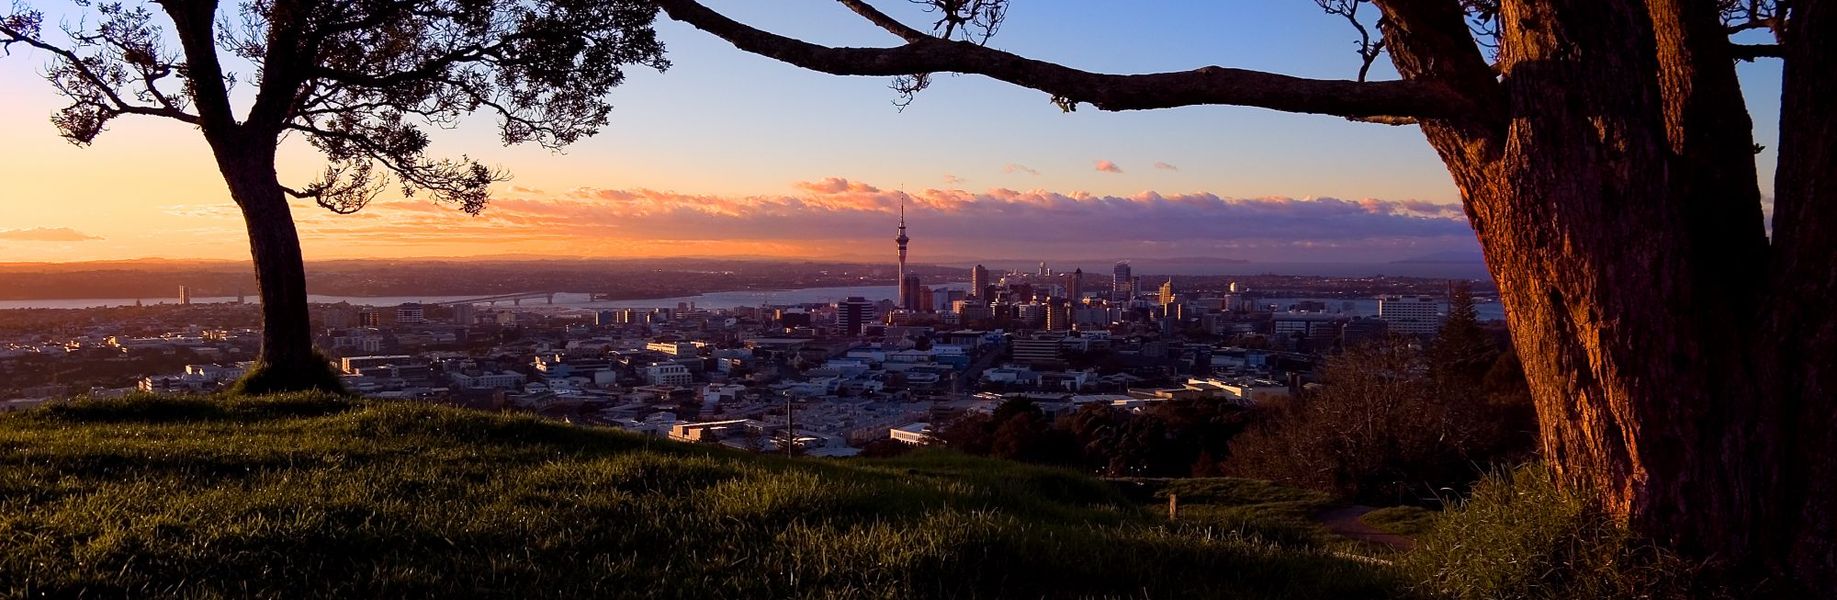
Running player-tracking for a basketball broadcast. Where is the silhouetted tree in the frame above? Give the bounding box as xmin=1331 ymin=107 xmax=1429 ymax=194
xmin=650 ymin=0 xmax=1834 ymax=587
xmin=1 ymin=1 xmax=667 ymax=392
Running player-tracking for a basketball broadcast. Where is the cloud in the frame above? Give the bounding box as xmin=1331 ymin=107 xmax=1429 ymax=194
xmin=1154 ymin=162 xmax=1179 ymax=171
xmin=0 ymin=227 xmax=102 ymax=242
xmin=942 ymin=174 xmax=965 ymax=185
xmin=284 ymin=179 xmax=1473 ymax=262
xmin=791 ymin=177 xmax=881 ymax=195
xmin=1094 ymin=160 xmax=1124 ymax=174
xmin=1003 ymin=163 xmax=1040 ymax=176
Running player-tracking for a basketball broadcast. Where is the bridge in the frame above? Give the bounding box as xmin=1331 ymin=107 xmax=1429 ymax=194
xmin=428 ymin=291 xmax=555 ymax=306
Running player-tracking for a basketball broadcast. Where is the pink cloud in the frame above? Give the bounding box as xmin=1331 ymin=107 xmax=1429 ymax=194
xmin=1153 ymin=162 xmax=1179 ymax=171
xmin=792 ymin=177 xmax=881 ymax=195
xmin=1094 ymin=160 xmax=1124 ymax=174
xmin=942 ymin=174 xmax=965 ymax=185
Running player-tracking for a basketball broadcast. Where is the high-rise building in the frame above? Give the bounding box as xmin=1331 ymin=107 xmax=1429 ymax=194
xmin=1159 ymin=278 xmax=1175 ymax=306
xmin=1112 ymin=262 xmax=1132 ymax=301
xmin=971 ymin=264 xmax=990 ymax=299
xmin=452 ymin=303 xmax=475 ymax=326
xmin=178 ymin=285 xmax=192 ymax=305
xmin=901 ymin=275 xmax=925 ymax=311
xmin=1067 ymin=268 xmax=1084 ymax=304
xmin=1045 ymin=298 xmax=1070 ymax=331
xmin=837 ymin=296 xmax=873 ymax=336
xmin=895 ymin=196 xmax=913 ymax=309
xmin=1378 ymin=295 xmax=1444 ymax=336
xmin=396 ymin=302 xmax=426 ymax=325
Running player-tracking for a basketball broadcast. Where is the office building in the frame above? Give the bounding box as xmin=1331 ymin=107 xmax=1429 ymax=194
xmin=1067 ymin=268 xmax=1084 ymax=304
xmin=971 ymin=264 xmax=990 ymax=299
xmin=1112 ymin=261 xmax=1132 ymax=301
xmin=1159 ymin=278 xmax=1175 ymax=306
xmin=1378 ymin=295 xmax=1444 ymax=336
xmin=395 ymin=302 xmax=425 ymax=325
xmin=178 ymin=285 xmax=192 ymax=305
xmin=837 ymin=296 xmax=873 ymax=336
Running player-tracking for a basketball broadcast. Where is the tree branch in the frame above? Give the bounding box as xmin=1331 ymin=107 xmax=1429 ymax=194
xmin=655 ymin=0 xmax=1475 ymax=120
xmin=1730 ymin=42 xmax=1782 ymax=59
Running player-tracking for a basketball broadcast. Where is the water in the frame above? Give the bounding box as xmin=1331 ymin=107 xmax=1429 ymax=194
xmin=1257 ymin=297 xmax=1507 ymax=322
xmin=0 ymin=283 xmax=973 ymax=311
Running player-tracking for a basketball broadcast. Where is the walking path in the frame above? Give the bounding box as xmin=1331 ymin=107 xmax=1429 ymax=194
xmin=1314 ymin=505 xmax=1415 ymax=552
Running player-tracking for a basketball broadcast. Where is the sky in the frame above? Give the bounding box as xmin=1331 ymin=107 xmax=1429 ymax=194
xmin=0 ymin=1 xmax=1784 ymax=265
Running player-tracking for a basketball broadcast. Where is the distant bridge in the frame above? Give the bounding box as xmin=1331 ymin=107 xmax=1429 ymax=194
xmin=428 ymin=291 xmax=555 ymax=306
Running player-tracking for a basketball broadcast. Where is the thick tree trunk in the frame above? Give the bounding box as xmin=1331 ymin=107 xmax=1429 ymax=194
xmin=1380 ymin=0 xmax=1806 ymax=585
xmin=213 ymin=139 xmax=340 ymax=394
xmin=1769 ymin=0 xmax=1837 ymax=590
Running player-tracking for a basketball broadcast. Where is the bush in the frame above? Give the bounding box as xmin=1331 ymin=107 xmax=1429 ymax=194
xmin=1401 ymin=466 xmax=1721 ymax=600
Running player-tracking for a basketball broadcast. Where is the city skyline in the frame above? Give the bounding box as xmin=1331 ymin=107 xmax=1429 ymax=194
xmin=0 ymin=1 xmax=1782 ymax=264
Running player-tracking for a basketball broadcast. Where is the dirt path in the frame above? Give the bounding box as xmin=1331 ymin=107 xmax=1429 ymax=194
xmin=1314 ymin=505 xmax=1414 ymax=552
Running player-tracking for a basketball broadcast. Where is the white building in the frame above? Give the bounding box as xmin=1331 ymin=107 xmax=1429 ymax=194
xmin=889 ymin=422 xmax=933 ymax=445
xmin=1378 ymin=295 xmax=1444 ymax=336
xmin=644 ymin=363 xmax=694 ymax=387
xmin=450 ymin=371 xmax=526 ymax=390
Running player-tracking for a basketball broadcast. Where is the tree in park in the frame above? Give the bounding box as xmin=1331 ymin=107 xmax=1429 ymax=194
xmin=651 ymin=0 xmax=1836 ymax=589
xmin=0 ymin=1 xmax=667 ymax=392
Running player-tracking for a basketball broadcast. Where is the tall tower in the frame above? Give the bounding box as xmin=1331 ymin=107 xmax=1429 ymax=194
xmin=1068 ymin=268 xmax=1084 ymax=304
xmin=895 ymin=196 xmax=912 ymax=309
xmin=971 ymin=264 xmax=990 ymax=299
xmin=1112 ymin=261 xmax=1133 ymax=302
xmin=1159 ymin=278 xmax=1176 ymax=306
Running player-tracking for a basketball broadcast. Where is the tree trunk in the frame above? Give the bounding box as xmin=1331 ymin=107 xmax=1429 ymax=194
xmin=1379 ymin=0 xmax=1815 ymax=585
xmin=214 ymin=139 xmax=340 ymax=394
xmin=1769 ymin=0 xmax=1837 ymax=590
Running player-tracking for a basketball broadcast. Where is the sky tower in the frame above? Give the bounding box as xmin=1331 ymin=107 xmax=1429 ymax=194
xmin=895 ymin=195 xmax=913 ymax=309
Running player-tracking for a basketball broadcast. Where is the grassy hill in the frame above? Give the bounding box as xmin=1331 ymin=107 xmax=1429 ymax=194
xmin=0 ymin=394 xmax=1403 ymax=599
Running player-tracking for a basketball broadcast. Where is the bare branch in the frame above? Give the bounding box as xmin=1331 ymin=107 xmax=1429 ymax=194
xmin=655 ymin=0 xmax=1475 ymax=121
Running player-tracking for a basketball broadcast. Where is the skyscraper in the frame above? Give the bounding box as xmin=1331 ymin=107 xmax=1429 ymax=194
xmin=971 ymin=264 xmax=990 ymax=299
xmin=902 ymin=274 xmax=924 ymax=311
xmin=1068 ymin=268 xmax=1084 ymax=304
xmin=178 ymin=285 xmax=192 ymax=305
xmin=895 ymin=195 xmax=912 ymax=309
xmin=1112 ymin=262 xmax=1132 ymax=301
xmin=1159 ymin=278 xmax=1176 ymax=306
xmin=837 ymin=296 xmax=873 ymax=336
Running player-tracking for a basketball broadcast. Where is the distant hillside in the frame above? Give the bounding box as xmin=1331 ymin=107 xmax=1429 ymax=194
xmin=0 ymin=395 xmax=1401 ymax=598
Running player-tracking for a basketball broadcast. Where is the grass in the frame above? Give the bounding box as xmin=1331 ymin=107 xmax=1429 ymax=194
xmin=1399 ymin=467 xmax=1729 ymax=600
xmin=0 ymin=393 xmax=1403 ymax=599
xmin=1361 ymin=506 xmax=1436 ymax=537
xmin=1117 ymin=477 xmax=1343 ymax=549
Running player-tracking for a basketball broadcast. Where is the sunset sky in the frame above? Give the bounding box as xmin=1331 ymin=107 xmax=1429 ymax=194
xmin=0 ymin=1 xmax=1785 ymax=265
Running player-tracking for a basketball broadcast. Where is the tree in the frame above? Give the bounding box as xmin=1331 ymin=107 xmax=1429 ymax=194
xmin=0 ymin=1 xmax=667 ymax=392
xmin=650 ymin=0 xmax=1835 ymax=587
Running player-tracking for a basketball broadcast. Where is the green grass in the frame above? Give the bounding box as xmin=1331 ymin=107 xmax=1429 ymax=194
xmin=0 ymin=393 xmax=1403 ymax=599
xmin=1399 ymin=467 xmax=1729 ymax=600
xmin=1361 ymin=506 xmax=1436 ymax=537
xmin=1115 ymin=477 xmax=1343 ymax=549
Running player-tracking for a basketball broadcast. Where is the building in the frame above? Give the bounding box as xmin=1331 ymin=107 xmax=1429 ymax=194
xmin=1044 ymin=298 xmax=1071 ymax=331
xmin=1012 ymin=334 xmax=1066 ymax=367
xmin=644 ymin=362 xmax=694 ymax=387
xmin=1159 ymin=278 xmax=1175 ymax=306
xmin=1112 ymin=261 xmax=1133 ymax=301
xmin=1067 ymin=268 xmax=1084 ymax=303
xmin=396 ymin=302 xmax=426 ymax=325
xmin=971 ymin=264 xmax=990 ymax=299
xmin=836 ymin=296 xmax=873 ymax=336
xmin=901 ymin=274 xmax=924 ymax=312
xmin=451 ymin=303 xmax=475 ymax=326
xmin=450 ymin=370 xmax=526 ymax=390
xmin=340 ymin=355 xmax=414 ymax=374
xmin=1379 ymin=295 xmax=1444 ymax=336
xmin=178 ymin=285 xmax=192 ymax=305
xmin=646 ymin=341 xmax=700 ymax=356
xmin=895 ymin=196 xmax=913 ymax=309
xmin=889 ymin=422 xmax=933 ymax=445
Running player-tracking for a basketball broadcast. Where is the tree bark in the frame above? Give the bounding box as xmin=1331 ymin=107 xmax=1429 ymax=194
xmin=1768 ymin=0 xmax=1837 ymax=589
